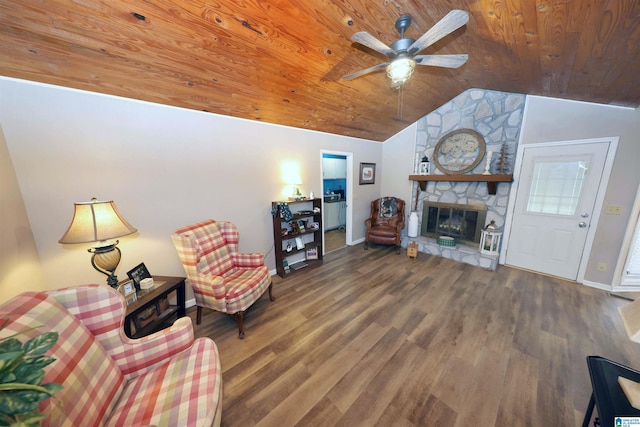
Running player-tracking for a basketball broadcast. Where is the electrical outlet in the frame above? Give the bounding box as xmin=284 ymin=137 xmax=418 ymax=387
xmin=605 ymin=205 xmax=623 ymax=215
xmin=596 ymin=262 xmax=608 ymax=272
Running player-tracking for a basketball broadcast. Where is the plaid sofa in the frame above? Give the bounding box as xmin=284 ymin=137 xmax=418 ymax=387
xmin=0 ymin=284 xmax=222 ymax=427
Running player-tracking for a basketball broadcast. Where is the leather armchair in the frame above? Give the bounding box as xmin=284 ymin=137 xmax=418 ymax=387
xmin=172 ymin=219 xmax=273 ymax=338
xmin=364 ymin=197 xmax=406 ymax=254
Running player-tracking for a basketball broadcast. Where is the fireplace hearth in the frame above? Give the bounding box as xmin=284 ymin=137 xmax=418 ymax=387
xmin=421 ymin=202 xmax=487 ymax=247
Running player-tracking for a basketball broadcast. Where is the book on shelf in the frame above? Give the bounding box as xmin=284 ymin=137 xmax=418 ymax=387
xmin=290 ymin=261 xmax=308 ymax=271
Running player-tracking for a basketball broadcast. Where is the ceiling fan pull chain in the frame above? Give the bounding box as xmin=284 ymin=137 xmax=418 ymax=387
xmin=397 ymin=85 xmax=404 ymax=120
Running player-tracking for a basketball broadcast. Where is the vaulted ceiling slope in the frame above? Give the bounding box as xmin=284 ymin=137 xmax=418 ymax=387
xmin=1 ymin=1 xmax=638 ymax=141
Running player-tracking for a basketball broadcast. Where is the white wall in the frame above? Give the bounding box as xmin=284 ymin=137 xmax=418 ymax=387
xmin=381 ymin=122 xmax=417 ymax=211
xmin=0 ymin=123 xmax=46 ymax=301
xmin=520 ymin=96 xmax=640 ymax=286
xmin=0 ymin=77 xmax=382 ymax=297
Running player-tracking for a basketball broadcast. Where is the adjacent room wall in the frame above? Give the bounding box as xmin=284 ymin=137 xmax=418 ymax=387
xmin=0 ymin=123 xmax=46 ymax=300
xmin=0 ymin=77 xmax=382 ymax=300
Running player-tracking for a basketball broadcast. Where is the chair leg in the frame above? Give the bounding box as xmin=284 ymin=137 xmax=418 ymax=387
xmin=396 ymin=245 xmax=401 ymax=254
xmin=196 ymin=306 xmax=203 ymax=325
xmin=364 ymin=241 xmax=368 ymax=250
xmin=268 ymin=283 xmax=275 ymax=301
xmin=233 ymin=311 xmax=245 ymax=339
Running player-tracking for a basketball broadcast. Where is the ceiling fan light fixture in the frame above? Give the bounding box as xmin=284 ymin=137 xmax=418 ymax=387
xmin=386 ymin=58 xmax=416 ymax=86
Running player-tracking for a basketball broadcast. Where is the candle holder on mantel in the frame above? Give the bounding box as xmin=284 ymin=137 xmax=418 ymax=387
xmin=482 ymin=150 xmax=493 ymax=175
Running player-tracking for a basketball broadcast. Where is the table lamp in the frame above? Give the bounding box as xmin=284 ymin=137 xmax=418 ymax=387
xmin=59 ymin=198 xmax=137 ymax=287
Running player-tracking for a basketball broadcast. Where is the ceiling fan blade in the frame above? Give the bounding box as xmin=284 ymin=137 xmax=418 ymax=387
xmin=351 ymin=32 xmax=396 ymax=57
xmin=407 ymin=10 xmax=469 ymax=55
xmin=343 ymin=62 xmax=390 ymax=81
xmin=414 ymin=54 xmax=468 ymax=69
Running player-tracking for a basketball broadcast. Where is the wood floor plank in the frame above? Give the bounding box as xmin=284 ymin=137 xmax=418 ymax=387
xmin=327 ymin=327 xmax=407 ymax=413
xmin=184 ymin=244 xmax=640 ymax=426
xmin=255 ymin=322 xmax=387 ymax=427
xmin=334 ymin=339 xmax=428 ymax=426
xmin=454 ymin=381 xmax=501 ymax=427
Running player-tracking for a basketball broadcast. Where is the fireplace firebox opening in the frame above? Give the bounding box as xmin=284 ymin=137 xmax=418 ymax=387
xmin=421 ymin=202 xmax=487 ymax=247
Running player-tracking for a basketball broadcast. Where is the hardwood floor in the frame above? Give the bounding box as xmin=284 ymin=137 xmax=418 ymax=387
xmin=324 ymin=229 xmax=346 ymax=253
xmin=189 ymin=244 xmax=639 ymax=427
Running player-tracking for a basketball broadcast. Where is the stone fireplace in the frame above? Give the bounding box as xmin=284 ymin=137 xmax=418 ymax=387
xmin=421 ymin=202 xmax=487 ymax=247
xmin=402 ymin=89 xmax=526 ymax=270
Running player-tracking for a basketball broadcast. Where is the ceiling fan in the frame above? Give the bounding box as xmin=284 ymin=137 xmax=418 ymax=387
xmin=343 ymin=10 xmax=469 ymax=86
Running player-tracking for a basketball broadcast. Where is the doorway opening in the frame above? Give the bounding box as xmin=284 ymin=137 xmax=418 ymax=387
xmin=321 ymin=152 xmax=352 ymax=254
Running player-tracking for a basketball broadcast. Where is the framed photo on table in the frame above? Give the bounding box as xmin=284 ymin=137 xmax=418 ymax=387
xmin=117 ymin=280 xmax=137 ymax=305
xmin=306 ymin=246 xmax=318 ymax=260
xmin=359 ymin=162 xmax=376 ymax=185
xmin=127 ymin=262 xmax=151 ymax=291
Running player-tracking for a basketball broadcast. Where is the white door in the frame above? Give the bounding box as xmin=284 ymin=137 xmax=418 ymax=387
xmin=506 ymin=141 xmax=612 ymax=280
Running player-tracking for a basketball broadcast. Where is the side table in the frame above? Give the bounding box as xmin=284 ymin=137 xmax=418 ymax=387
xmin=583 ymin=355 xmax=640 ymax=427
xmin=124 ymin=275 xmax=186 ymax=338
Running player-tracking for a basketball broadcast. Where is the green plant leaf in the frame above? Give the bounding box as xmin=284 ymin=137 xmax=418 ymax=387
xmin=0 ymin=338 xmax=21 ymax=354
xmin=12 ymin=367 xmax=44 ymax=386
xmin=0 ymin=371 xmax=17 ymax=384
xmin=0 ymin=329 xmax=61 ymax=422
xmin=41 ymin=382 xmax=63 ymax=395
xmin=21 ymin=356 xmax=56 ymax=371
xmin=0 ymin=351 xmax=23 ymax=384
xmin=0 ymin=390 xmax=39 ymax=415
xmin=17 ymin=410 xmax=47 ymax=426
xmin=23 ymin=332 xmax=57 ymax=356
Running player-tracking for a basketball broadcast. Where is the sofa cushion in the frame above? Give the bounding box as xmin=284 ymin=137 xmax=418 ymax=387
xmin=105 ymin=337 xmax=222 ymax=426
xmin=0 ymin=292 xmax=125 ymax=427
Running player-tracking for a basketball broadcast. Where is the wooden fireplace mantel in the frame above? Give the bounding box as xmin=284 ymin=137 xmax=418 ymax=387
xmin=409 ymin=174 xmax=514 ymax=195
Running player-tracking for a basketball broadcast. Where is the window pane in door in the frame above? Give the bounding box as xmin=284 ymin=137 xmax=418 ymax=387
xmin=526 ymin=161 xmax=587 ymax=215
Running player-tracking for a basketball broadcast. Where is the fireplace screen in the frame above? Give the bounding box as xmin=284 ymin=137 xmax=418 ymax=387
xmin=421 ymin=202 xmax=487 ymax=247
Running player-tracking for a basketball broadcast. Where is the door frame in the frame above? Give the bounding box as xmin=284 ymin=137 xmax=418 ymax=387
xmin=501 ymin=136 xmax=619 ymax=283
xmin=320 ymin=150 xmax=354 ymax=253
xmin=612 ymin=184 xmax=640 ymax=291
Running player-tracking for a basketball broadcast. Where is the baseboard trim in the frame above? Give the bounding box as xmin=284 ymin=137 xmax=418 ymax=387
xmin=582 ymin=280 xmax=612 ymax=291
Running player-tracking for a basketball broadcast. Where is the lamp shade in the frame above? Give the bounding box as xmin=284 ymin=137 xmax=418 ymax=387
xmin=59 ymin=199 xmax=137 ymax=244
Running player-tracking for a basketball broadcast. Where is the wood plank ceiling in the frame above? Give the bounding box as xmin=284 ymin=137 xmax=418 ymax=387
xmin=1 ymin=1 xmax=638 ymax=141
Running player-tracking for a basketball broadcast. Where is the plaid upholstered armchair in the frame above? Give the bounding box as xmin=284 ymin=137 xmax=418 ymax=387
xmin=364 ymin=197 xmax=406 ymax=254
xmin=172 ymin=219 xmax=273 ymax=338
xmin=0 ymin=285 xmax=222 ymax=426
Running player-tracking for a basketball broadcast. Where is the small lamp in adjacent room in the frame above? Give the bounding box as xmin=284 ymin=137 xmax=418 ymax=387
xmin=480 ymin=220 xmax=502 ymax=256
xmin=59 ymin=198 xmax=137 ymax=287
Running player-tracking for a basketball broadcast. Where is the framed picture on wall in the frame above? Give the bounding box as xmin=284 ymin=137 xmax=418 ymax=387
xmin=359 ymin=162 xmax=376 ymax=185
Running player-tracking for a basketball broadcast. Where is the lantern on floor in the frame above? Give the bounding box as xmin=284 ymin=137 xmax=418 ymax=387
xmin=480 ymin=220 xmax=502 ymax=256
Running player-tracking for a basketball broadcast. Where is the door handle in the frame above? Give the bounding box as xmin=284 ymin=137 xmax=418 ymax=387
xmin=578 ymin=221 xmax=588 ymax=228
